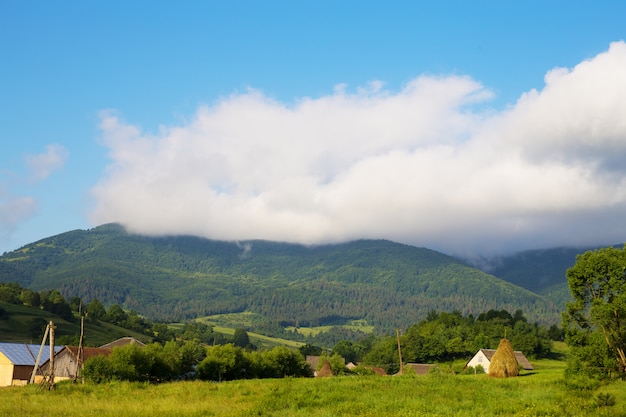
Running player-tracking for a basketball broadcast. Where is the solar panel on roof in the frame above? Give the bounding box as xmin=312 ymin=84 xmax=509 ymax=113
xmin=0 ymin=342 xmax=62 ymax=365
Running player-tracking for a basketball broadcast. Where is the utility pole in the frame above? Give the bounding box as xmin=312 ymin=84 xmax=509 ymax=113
xmin=48 ymin=321 xmax=57 ymax=390
xmin=76 ymin=303 xmax=85 ymax=382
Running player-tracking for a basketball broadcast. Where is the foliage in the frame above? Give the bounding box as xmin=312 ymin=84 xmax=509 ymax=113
xmin=83 ymin=340 xmax=204 ymax=383
xmin=258 ymin=346 xmax=311 ymax=378
xmin=597 ymin=393 xmax=617 ymax=407
xmin=232 ymin=327 xmax=250 ymax=348
xmin=362 ymin=336 xmax=400 ymax=374
xmin=563 ymin=245 xmax=626 ymax=379
xmin=196 ymin=344 xmax=311 ymax=381
xmin=298 ymin=343 xmax=322 ymax=357
xmin=361 ymin=309 xmax=552 ymax=373
xmin=82 ymin=354 xmax=115 ymax=383
xmin=0 ymin=224 xmax=561 ymax=337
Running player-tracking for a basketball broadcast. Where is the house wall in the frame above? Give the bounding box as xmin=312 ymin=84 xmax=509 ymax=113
xmin=0 ymin=352 xmax=13 ymax=387
xmin=466 ymin=351 xmax=490 ymax=373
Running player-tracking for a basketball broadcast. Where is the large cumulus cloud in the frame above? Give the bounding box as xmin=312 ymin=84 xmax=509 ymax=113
xmin=91 ymin=41 xmax=626 ymax=256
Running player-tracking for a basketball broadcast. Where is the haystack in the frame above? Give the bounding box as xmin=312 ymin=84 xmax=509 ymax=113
xmin=316 ymin=360 xmax=334 ymax=377
xmin=488 ymin=338 xmax=519 ymax=378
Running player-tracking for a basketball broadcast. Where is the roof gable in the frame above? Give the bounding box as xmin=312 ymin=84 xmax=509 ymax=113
xmin=99 ymin=337 xmax=146 ymax=349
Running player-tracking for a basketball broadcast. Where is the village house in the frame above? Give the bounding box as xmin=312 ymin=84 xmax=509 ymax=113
xmin=0 ymin=342 xmax=62 ymax=387
xmin=466 ymin=349 xmax=533 ymax=373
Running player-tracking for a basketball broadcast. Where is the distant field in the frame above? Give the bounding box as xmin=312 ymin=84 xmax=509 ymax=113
xmin=187 ymin=313 xmax=304 ymax=349
xmin=212 ymin=325 xmax=304 ymax=349
xmin=198 ymin=311 xmax=266 ymax=329
xmin=3 ymin=356 xmax=626 ymax=416
xmin=197 ymin=312 xmax=374 ymax=341
xmin=286 ymin=319 xmax=375 ymax=337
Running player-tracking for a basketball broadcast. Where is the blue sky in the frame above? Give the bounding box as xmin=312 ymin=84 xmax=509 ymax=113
xmin=2 ymin=1 xmax=626 ymax=257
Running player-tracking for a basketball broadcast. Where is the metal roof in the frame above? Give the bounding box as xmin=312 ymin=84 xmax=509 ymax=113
xmin=0 ymin=342 xmax=62 ymax=366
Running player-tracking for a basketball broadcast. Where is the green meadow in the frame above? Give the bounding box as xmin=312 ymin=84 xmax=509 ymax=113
xmin=2 ymin=356 xmax=626 ymax=417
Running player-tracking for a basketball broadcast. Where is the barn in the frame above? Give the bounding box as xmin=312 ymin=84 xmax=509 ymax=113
xmin=39 ymin=346 xmax=112 ymax=381
xmin=0 ymin=342 xmax=62 ymax=387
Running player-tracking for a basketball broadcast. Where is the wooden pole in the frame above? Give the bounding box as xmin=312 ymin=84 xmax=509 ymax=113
xmin=49 ymin=321 xmax=57 ymax=390
xmin=76 ymin=304 xmax=85 ymax=381
xmin=30 ymin=324 xmax=50 ymax=384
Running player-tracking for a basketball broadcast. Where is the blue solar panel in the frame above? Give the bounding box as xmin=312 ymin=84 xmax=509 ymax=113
xmin=0 ymin=342 xmax=62 ymax=365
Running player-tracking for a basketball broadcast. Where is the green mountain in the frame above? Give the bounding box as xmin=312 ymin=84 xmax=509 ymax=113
xmin=0 ymin=224 xmax=561 ymax=332
xmin=476 ymin=245 xmax=619 ymax=308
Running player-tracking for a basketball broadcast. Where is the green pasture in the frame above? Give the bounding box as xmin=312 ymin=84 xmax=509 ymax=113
xmin=2 ymin=356 xmax=626 ymax=416
xmin=211 ymin=325 xmax=304 ymax=349
xmin=286 ymin=319 xmax=375 ymax=337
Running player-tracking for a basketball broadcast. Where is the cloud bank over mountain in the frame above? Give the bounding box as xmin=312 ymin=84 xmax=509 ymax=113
xmin=91 ymin=41 xmax=626 ymax=257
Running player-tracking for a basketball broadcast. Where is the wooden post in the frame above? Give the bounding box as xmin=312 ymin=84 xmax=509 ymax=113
xmin=49 ymin=321 xmax=57 ymax=390
xmin=30 ymin=323 xmax=50 ymax=384
xmin=74 ymin=303 xmax=85 ymax=382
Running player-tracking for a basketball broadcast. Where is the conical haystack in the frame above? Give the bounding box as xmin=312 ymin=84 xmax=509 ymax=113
xmin=316 ymin=360 xmax=334 ymax=377
xmin=488 ymin=338 xmax=519 ymax=378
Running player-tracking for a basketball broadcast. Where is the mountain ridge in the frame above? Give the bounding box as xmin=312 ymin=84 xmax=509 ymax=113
xmin=0 ymin=224 xmax=564 ymax=332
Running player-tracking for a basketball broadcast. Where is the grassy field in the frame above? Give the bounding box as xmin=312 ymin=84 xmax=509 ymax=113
xmin=197 ymin=312 xmax=375 ymax=340
xmin=212 ymin=325 xmax=304 ymax=349
xmin=285 ymin=319 xmax=375 ymax=337
xmin=2 ymin=356 xmax=626 ymax=416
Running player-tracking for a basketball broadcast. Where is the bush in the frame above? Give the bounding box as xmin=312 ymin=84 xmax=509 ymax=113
xmin=351 ymin=366 xmax=375 ymax=376
xmin=596 ymin=393 xmax=616 ymax=407
xmin=464 ymin=365 xmax=485 ymax=375
xmin=83 ymin=355 xmax=115 ymax=383
xmin=563 ymin=375 xmax=601 ymax=394
xmin=196 ymin=344 xmax=250 ymax=382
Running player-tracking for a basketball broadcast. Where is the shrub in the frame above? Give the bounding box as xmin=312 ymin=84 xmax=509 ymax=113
xmin=596 ymin=393 xmax=616 ymax=407
xmin=351 ymin=366 xmax=375 ymax=376
xmin=196 ymin=344 xmax=250 ymax=381
xmin=83 ymin=355 xmax=115 ymax=383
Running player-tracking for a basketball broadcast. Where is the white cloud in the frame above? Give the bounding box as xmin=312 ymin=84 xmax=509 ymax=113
xmin=91 ymin=41 xmax=626 ymax=256
xmin=25 ymin=144 xmax=69 ymax=182
xmin=0 ymin=193 xmax=37 ymax=243
xmin=0 ymin=144 xmax=67 ymax=245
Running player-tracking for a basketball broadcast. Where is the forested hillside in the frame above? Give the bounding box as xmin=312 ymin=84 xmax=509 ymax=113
xmin=473 ymin=246 xmax=612 ymax=308
xmin=0 ymin=224 xmax=561 ymax=332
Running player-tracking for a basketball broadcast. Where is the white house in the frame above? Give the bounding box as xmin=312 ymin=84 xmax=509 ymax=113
xmin=466 ymin=349 xmax=533 ymax=373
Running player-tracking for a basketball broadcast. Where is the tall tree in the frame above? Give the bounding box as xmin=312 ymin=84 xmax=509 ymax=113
xmin=563 ymin=245 xmax=626 ymax=378
xmin=232 ymin=327 xmax=250 ymax=348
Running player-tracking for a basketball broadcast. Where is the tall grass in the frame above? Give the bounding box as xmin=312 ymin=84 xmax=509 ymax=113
xmin=2 ymin=359 xmax=625 ymax=416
